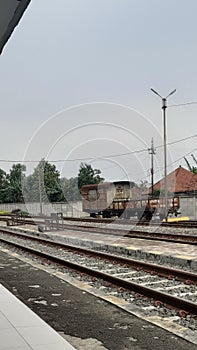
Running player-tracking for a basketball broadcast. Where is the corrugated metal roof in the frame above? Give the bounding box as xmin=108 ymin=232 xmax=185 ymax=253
xmin=0 ymin=0 xmax=31 ymax=54
xmin=152 ymin=166 xmax=197 ymax=194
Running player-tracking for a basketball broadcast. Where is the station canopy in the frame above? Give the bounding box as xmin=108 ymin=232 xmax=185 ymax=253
xmin=0 ymin=0 xmax=31 ymax=54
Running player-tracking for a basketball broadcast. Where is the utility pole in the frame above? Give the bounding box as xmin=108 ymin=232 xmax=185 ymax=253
xmin=148 ymin=138 xmax=156 ymax=197
xmin=151 ymin=88 xmax=176 ymax=221
xmin=38 ymin=162 xmax=43 ymax=215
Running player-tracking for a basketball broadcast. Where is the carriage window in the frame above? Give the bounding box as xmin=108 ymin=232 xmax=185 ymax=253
xmin=116 ymin=185 xmax=123 ymax=193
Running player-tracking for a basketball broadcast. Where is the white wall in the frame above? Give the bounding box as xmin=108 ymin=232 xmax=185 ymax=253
xmin=0 ymin=196 xmax=196 ymax=219
xmin=0 ymin=201 xmax=87 ymax=218
xmin=179 ymin=196 xmax=197 ymax=219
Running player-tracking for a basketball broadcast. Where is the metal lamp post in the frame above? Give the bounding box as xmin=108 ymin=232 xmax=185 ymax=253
xmin=151 ymin=88 xmax=176 ymax=221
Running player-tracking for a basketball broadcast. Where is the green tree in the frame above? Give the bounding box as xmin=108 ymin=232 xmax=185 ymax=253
xmin=24 ymin=160 xmax=63 ymax=203
xmin=60 ymin=177 xmax=81 ymax=202
xmin=78 ymin=162 xmax=104 ymax=189
xmin=23 ymin=167 xmax=41 ymax=202
xmin=43 ymin=161 xmax=63 ymax=202
xmin=5 ymin=164 xmax=26 ymax=203
xmin=0 ymin=168 xmax=9 ymax=203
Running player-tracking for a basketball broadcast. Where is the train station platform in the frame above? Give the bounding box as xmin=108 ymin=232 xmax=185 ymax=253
xmin=3 ymin=221 xmax=197 ymax=271
xmin=45 ymin=228 xmax=197 ymax=271
xmin=0 ymin=283 xmax=76 ymax=350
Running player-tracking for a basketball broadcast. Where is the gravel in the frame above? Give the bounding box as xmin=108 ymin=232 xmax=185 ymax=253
xmin=0 ymin=231 xmax=197 ymax=332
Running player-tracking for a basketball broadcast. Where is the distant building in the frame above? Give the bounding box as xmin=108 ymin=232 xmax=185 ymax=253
xmin=150 ymin=166 xmax=197 ymax=196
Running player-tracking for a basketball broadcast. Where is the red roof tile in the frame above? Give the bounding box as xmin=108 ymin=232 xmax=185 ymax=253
xmin=151 ymin=166 xmax=197 ymax=193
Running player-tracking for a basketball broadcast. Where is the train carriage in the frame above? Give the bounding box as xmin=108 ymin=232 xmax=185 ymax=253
xmin=81 ymin=181 xmax=180 ymax=220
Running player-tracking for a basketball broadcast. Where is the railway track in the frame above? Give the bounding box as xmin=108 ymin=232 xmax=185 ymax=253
xmin=0 ymin=215 xmax=197 ymax=244
xmin=53 ymin=222 xmax=197 ymax=244
xmin=63 ymin=216 xmax=197 ymax=228
xmin=1 ymin=214 xmax=197 ymax=228
xmin=0 ymin=228 xmax=197 ymax=319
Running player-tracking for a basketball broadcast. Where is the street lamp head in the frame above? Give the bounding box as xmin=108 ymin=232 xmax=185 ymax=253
xmin=150 ymin=88 xmax=162 ymax=99
xmin=151 ymin=88 xmax=176 ymax=100
xmin=166 ymin=89 xmax=176 ymax=98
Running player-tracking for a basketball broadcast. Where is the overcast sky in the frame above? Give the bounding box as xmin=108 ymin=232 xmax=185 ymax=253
xmin=0 ymin=0 xmax=197 ymax=184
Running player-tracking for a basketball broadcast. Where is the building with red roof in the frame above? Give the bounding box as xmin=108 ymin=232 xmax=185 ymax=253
xmin=151 ymin=166 xmax=197 ymax=196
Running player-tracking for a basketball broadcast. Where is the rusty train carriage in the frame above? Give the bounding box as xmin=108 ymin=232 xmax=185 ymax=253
xmin=81 ymin=181 xmax=180 ymax=220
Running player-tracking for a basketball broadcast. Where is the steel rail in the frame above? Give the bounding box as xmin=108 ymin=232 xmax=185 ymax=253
xmin=0 ymin=232 xmax=197 ymax=315
xmin=56 ymin=223 xmax=197 ymax=244
xmin=0 ymin=228 xmax=197 ymax=284
xmin=0 ymin=215 xmax=197 ymax=244
xmin=1 ymin=214 xmax=197 ymax=228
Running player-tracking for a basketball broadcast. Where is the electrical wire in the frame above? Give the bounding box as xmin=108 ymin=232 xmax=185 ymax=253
xmin=169 ymin=101 xmax=197 ymax=107
xmin=0 ymin=133 xmax=196 ymax=164
xmin=121 ymin=147 xmax=197 ymax=183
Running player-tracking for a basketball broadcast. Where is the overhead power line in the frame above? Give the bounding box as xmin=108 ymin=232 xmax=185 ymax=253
xmin=0 ymin=133 xmax=196 ymax=164
xmin=169 ymin=101 xmax=197 ymax=108
xmin=130 ymin=147 xmax=197 ymax=184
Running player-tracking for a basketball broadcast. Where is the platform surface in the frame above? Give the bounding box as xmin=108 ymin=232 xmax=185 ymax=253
xmin=0 ymin=283 xmax=76 ymax=350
